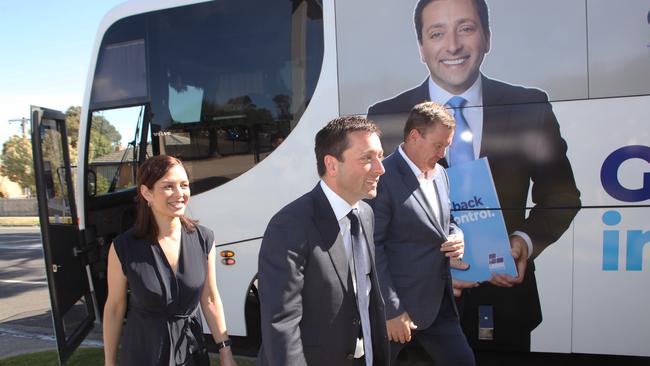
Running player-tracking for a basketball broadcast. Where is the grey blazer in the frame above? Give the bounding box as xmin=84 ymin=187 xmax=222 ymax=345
xmin=368 ymin=151 xmax=460 ymax=330
xmin=257 ymin=184 xmax=389 ymax=366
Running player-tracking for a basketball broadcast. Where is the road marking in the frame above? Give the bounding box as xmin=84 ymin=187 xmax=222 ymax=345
xmin=0 ymin=244 xmax=42 ymax=250
xmin=0 ymin=279 xmax=47 ymax=285
xmin=0 ymin=326 xmax=103 ymax=347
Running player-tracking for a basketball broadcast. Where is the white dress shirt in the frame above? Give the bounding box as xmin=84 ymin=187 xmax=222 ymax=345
xmin=319 ymin=180 xmax=369 ymax=358
xmin=398 ymin=145 xmax=442 ymax=222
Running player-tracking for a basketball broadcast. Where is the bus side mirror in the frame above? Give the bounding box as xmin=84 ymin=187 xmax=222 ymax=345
xmin=87 ymin=170 xmax=97 ymax=197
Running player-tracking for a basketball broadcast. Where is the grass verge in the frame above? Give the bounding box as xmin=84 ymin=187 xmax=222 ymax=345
xmin=0 ymin=217 xmax=39 ymax=226
xmin=0 ymin=348 xmax=255 ymax=366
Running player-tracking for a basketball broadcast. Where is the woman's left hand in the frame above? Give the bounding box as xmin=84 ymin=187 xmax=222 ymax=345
xmin=218 ymin=346 xmax=238 ymax=366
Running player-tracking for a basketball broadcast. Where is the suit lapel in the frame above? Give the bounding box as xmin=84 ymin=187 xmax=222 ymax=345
xmin=358 ymin=205 xmax=375 ymax=264
xmin=480 ymin=75 xmax=508 ymax=157
xmin=311 ymin=184 xmax=350 ymax=293
xmin=408 ymin=79 xmax=431 ymax=106
xmin=393 ymin=153 xmax=446 ymax=238
xmin=432 ymin=169 xmax=450 ymax=235
xmin=328 ymin=235 xmax=350 ymax=293
xmin=412 ymin=187 xmax=445 ymax=238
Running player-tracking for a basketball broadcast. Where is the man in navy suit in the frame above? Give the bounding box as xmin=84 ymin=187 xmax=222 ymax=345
xmin=369 ymin=102 xmax=475 ymax=366
xmin=367 ymin=0 xmax=581 ymax=351
xmin=257 ymin=116 xmax=389 ymax=366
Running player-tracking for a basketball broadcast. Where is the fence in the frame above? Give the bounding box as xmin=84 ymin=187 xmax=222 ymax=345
xmin=0 ymin=198 xmax=38 ymax=216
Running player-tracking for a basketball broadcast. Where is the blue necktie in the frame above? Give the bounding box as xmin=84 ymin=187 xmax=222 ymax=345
xmin=347 ymin=209 xmax=372 ymax=366
xmin=446 ymin=96 xmax=475 ymax=166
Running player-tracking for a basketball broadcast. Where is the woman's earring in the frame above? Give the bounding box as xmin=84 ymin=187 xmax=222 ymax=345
xmin=147 ymin=201 xmax=152 ymax=208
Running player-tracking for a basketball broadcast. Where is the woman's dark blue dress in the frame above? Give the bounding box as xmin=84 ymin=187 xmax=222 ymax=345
xmin=113 ymin=225 xmax=214 ymax=366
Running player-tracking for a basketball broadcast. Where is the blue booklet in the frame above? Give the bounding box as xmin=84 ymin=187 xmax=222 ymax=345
xmin=447 ymin=158 xmax=517 ymax=282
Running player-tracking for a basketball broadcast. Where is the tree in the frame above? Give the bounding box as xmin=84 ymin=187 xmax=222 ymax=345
xmin=65 ymin=106 xmax=81 ymax=153
xmin=95 ymin=173 xmax=111 ymax=195
xmin=0 ymin=105 xmax=123 ymax=196
xmin=65 ymin=106 xmax=122 ymax=161
xmin=1 ymin=135 xmax=35 ymax=193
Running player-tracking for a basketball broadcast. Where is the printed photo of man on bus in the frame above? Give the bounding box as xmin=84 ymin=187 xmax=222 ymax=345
xmin=367 ymin=0 xmax=581 ymax=352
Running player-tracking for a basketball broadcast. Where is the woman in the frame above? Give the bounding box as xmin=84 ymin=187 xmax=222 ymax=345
xmin=103 ymin=155 xmax=237 ymax=366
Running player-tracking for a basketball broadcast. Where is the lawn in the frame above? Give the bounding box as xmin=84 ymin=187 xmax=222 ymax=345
xmin=0 ymin=348 xmax=255 ymax=366
xmin=0 ymin=216 xmax=39 ymax=226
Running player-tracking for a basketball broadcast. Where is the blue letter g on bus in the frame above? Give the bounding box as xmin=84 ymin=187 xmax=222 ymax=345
xmin=601 ymin=145 xmax=650 ymax=202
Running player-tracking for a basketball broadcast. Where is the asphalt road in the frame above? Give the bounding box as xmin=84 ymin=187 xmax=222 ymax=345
xmin=0 ymin=226 xmax=101 ymax=360
xmin=0 ymin=227 xmax=48 ymax=322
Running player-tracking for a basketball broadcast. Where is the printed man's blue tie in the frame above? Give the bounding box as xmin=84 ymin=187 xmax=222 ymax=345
xmin=446 ymin=96 xmax=475 ymax=166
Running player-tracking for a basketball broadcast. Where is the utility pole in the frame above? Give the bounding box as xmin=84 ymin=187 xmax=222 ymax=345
xmin=8 ymin=117 xmax=30 ymax=137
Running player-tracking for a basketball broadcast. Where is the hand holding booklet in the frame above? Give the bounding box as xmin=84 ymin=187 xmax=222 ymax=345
xmin=446 ymin=158 xmax=517 ymax=282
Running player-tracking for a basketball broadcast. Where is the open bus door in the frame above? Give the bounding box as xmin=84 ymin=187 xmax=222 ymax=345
xmin=31 ymin=106 xmax=97 ymax=365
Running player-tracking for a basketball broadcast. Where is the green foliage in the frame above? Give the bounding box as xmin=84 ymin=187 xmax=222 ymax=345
xmin=65 ymin=106 xmax=81 ymax=151
xmin=0 ymin=106 xmax=123 ymax=197
xmin=0 ymin=135 xmax=35 ymax=192
xmin=0 ymin=348 xmax=255 ymax=366
xmin=66 ymin=106 xmax=122 ymax=161
xmin=0 ymin=348 xmax=102 ymax=366
xmin=90 ymin=115 xmax=121 ymax=159
xmin=95 ymin=171 xmax=111 ymax=195
xmin=40 ymin=130 xmax=70 ymax=199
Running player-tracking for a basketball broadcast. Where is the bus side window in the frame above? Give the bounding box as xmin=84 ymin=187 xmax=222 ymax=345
xmin=88 ymin=106 xmax=147 ymax=195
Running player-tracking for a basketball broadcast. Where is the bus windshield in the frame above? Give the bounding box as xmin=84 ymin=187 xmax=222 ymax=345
xmin=88 ymin=0 xmax=324 ymax=194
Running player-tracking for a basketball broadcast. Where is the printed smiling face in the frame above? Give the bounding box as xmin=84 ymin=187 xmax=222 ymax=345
xmin=418 ymin=0 xmax=491 ymax=95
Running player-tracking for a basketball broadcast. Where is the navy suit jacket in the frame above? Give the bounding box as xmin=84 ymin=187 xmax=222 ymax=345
xmin=257 ymin=184 xmax=389 ymax=366
xmin=368 ymin=75 xmax=581 ymax=347
xmin=368 ymin=151 xmax=460 ymax=329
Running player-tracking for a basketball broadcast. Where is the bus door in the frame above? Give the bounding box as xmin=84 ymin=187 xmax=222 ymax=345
xmin=31 ymin=106 xmax=96 ymax=365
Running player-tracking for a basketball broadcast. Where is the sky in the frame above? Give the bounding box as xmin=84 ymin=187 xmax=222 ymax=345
xmin=0 ymin=0 xmax=125 ymax=145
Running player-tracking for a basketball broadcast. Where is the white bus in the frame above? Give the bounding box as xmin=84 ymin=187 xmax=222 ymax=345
xmin=31 ymin=0 xmax=649 ymax=364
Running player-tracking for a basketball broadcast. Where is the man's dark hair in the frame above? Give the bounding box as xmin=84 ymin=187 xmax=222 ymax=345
xmin=403 ymin=102 xmax=455 ymax=141
xmin=414 ymin=0 xmax=490 ymax=44
xmin=315 ymin=116 xmax=380 ymax=177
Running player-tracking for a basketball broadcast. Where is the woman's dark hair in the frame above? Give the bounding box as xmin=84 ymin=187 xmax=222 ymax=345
xmin=133 ymin=155 xmax=197 ymax=240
